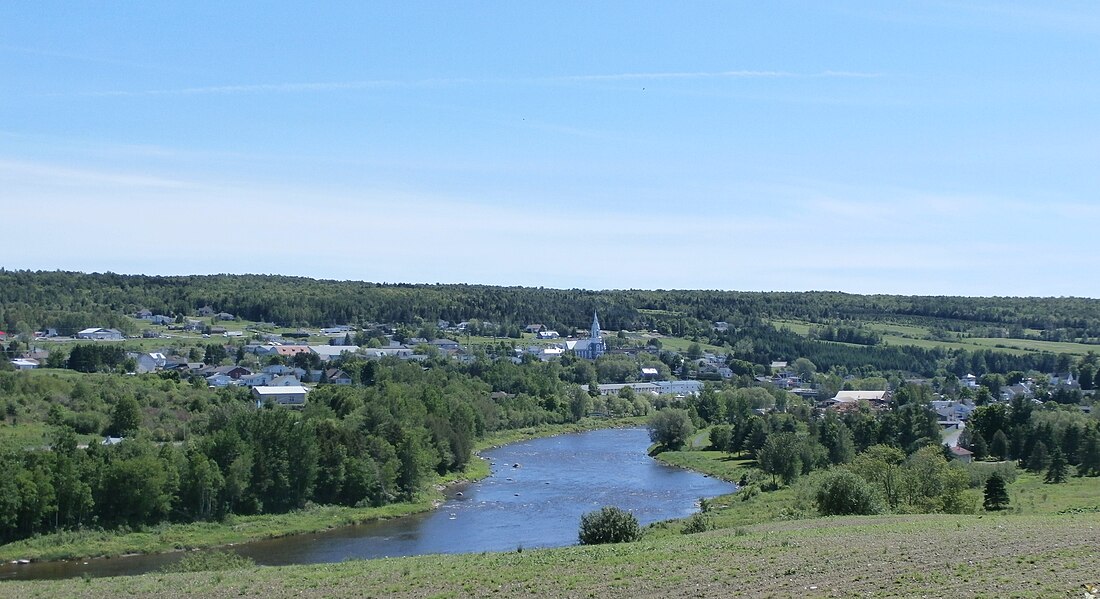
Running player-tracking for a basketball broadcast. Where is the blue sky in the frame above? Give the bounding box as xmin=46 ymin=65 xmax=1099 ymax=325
xmin=3 ymin=2 xmax=1099 ymax=296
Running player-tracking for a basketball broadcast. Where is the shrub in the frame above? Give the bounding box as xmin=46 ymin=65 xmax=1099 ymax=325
xmin=680 ymin=513 xmax=713 ymax=535
xmin=578 ymin=506 xmax=641 ymax=545
xmin=815 ymin=469 xmax=880 ymax=516
xmin=160 ymin=550 xmax=255 ymax=573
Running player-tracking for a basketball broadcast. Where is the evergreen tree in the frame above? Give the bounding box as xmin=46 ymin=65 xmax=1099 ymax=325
xmin=1045 ymin=447 xmax=1068 ymax=484
xmin=983 ymin=473 xmax=1009 ymax=510
xmin=1078 ymin=429 xmax=1100 ymax=477
xmin=990 ymin=429 xmax=1010 ymax=461
xmin=970 ymin=431 xmax=988 ymax=460
xmin=1026 ymin=441 xmax=1049 ymax=473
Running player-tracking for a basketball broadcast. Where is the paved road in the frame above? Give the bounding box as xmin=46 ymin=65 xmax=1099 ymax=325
xmin=941 ymin=422 xmax=965 ymax=447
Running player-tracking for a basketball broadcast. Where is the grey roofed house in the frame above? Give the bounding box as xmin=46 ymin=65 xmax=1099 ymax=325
xmin=252 ymin=385 xmax=309 ymax=406
xmin=324 ymin=368 xmax=352 ymax=384
xmin=309 ymin=345 xmax=360 ymax=361
xmin=430 ymin=339 xmax=460 ymax=351
xmin=269 ymin=374 xmax=302 ymax=386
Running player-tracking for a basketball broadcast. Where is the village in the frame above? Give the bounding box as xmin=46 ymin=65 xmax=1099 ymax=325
xmin=4 ymin=307 xmax=1090 ymax=452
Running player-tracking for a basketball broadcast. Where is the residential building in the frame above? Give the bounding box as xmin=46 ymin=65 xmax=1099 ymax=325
xmin=252 ymin=385 xmax=309 ymax=406
xmin=75 ymin=328 xmax=124 ymax=340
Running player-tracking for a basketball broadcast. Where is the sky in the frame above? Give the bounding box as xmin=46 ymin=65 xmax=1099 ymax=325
xmin=2 ymin=2 xmax=1099 ymax=296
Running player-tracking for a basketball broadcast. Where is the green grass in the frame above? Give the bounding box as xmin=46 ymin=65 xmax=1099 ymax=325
xmin=774 ymin=317 xmax=1100 ymax=357
xmin=1008 ymin=471 xmax=1100 ymax=515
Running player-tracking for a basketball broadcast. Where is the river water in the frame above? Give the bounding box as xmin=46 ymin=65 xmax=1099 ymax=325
xmin=0 ymin=427 xmax=735 ymax=581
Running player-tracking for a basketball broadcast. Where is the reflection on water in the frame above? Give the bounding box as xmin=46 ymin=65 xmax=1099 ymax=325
xmin=0 ymin=427 xmax=735 ymax=580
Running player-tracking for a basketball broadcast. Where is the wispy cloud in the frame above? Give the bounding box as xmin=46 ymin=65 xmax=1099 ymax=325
xmin=65 ymin=69 xmax=882 ymax=98
xmin=552 ymin=69 xmax=882 ymax=82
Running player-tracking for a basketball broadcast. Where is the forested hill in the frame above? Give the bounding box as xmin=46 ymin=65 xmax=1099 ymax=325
xmin=2 ymin=270 xmax=1100 ymax=338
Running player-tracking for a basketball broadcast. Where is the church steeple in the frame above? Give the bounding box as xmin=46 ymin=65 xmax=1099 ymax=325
xmin=590 ymin=311 xmax=601 ymax=340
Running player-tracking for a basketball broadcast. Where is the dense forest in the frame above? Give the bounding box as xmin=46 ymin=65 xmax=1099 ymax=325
xmin=3 ymin=270 xmax=1100 ymax=340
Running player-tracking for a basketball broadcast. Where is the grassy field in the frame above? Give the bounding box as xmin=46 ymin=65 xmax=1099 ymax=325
xmin=773 ymin=318 xmax=1099 ymax=357
xmin=5 ymin=512 xmax=1096 ymax=598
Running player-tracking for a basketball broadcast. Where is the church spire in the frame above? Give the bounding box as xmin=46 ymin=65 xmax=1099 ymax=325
xmin=590 ymin=311 xmax=601 ymax=340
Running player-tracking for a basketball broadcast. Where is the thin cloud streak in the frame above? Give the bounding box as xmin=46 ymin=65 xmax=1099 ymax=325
xmin=65 ymin=69 xmax=883 ymax=98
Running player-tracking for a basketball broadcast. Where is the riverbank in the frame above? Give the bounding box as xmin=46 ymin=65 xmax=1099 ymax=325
xmin=0 ymin=416 xmax=643 ymax=563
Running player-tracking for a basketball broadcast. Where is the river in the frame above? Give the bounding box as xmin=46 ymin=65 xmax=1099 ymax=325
xmin=0 ymin=427 xmax=736 ymax=581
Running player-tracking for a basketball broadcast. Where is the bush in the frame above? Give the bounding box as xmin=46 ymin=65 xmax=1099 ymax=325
xmin=815 ymin=469 xmax=880 ymax=516
xmin=578 ymin=506 xmax=641 ymax=545
xmin=680 ymin=512 xmax=713 ymax=535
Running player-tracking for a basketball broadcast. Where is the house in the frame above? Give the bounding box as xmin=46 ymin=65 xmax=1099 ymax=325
xmin=309 ymin=345 xmax=359 ymax=362
xmin=239 ymin=372 xmax=274 ymax=387
xmin=949 ymin=446 xmax=974 ymax=463
xmin=135 ymin=309 xmax=153 ymax=319
xmin=321 ymin=326 xmax=353 ymax=335
xmin=827 ymin=390 xmax=891 ymax=409
xmin=135 ymin=352 xmax=168 ymax=373
xmin=263 ymin=364 xmax=301 ymax=376
xmin=201 ymin=365 xmax=252 ymax=379
xmin=252 ymin=385 xmax=309 ymax=407
xmin=713 ymin=322 xmax=730 ymax=332
xmin=641 ymin=367 xmax=660 ymax=379
xmin=1050 ymin=372 xmax=1079 ymax=389
xmin=363 ymin=347 xmax=415 ymax=359
xmin=932 ymin=400 xmax=974 ymax=424
xmin=537 ymin=330 xmax=560 ymax=339
xmin=525 ymin=324 xmax=545 ymax=334
xmin=183 ymin=320 xmax=205 ymax=332
xmin=75 ymin=328 xmax=124 ymax=340
xmin=205 ymin=373 xmax=234 ymax=387
xmin=275 ymin=345 xmax=312 ymax=358
xmin=10 ymin=358 xmax=39 ymax=370
xmin=34 ymin=328 xmax=59 ymax=338
xmin=430 ymin=339 xmax=460 ymax=351
xmin=197 ymin=306 xmax=216 ymax=317
xmin=323 ymin=368 xmax=352 ymax=385
xmin=215 ymin=312 xmax=235 ymax=321
xmin=269 ymin=374 xmax=303 ymax=387
xmin=150 ymin=315 xmax=174 ymax=326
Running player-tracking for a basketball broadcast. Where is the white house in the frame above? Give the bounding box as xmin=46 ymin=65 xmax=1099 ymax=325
xmin=239 ymin=373 xmax=275 ymax=387
xmin=76 ymin=328 xmax=124 ymax=340
xmin=135 ymin=352 xmax=168 ymax=373
xmin=252 ymin=385 xmax=309 ymax=406
xmin=205 ymin=373 xmax=234 ymax=387
xmin=11 ymin=358 xmax=38 ymax=370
